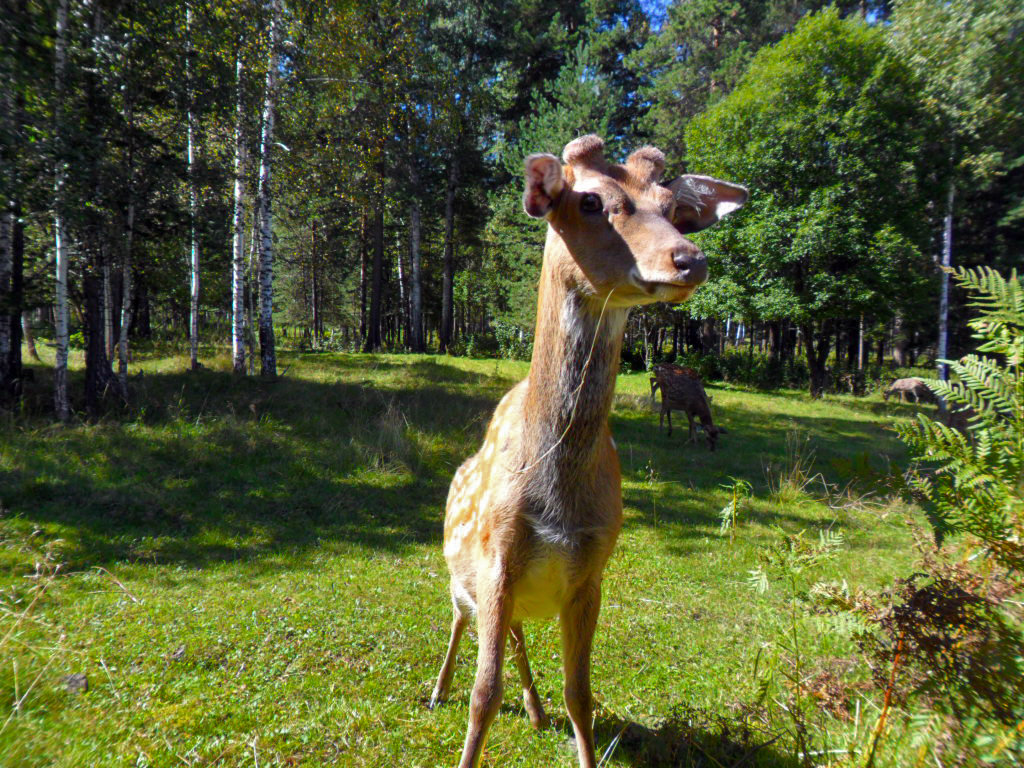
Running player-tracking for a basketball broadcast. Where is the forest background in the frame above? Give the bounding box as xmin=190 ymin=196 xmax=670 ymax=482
xmin=2 ymin=0 xmax=1022 ymax=416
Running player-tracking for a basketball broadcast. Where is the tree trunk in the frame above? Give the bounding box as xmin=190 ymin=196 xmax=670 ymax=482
xmin=358 ymin=211 xmax=367 ymax=344
xmin=103 ymin=259 xmax=114 ymax=361
xmin=937 ymin=179 xmax=954 ymax=381
xmin=257 ymin=0 xmax=281 ymax=378
xmin=186 ymin=5 xmax=200 ymax=371
xmin=439 ymin=154 xmax=459 ymax=353
xmin=0 ymin=206 xmax=22 ymax=403
xmin=53 ymin=0 xmax=71 ymax=421
xmin=363 ymin=207 xmax=384 ymax=352
xmin=857 ymin=315 xmax=865 ymax=372
xmin=135 ymin=277 xmax=150 ymax=338
xmin=311 ymin=219 xmax=322 ymax=343
xmin=83 ymin=273 xmax=117 ymax=417
xmin=231 ymin=54 xmax=247 ymax=373
xmin=117 ymin=204 xmax=133 ymax=387
xmin=395 ymin=226 xmax=408 ymax=349
xmin=22 ymin=312 xmax=39 ymax=361
xmin=116 ymin=0 xmax=136 ymax=390
xmin=409 ymin=190 xmax=424 ymax=352
xmin=0 ymin=18 xmax=22 ymax=403
xmin=892 ymin=315 xmax=907 ymax=366
xmin=803 ymin=320 xmax=831 ymax=398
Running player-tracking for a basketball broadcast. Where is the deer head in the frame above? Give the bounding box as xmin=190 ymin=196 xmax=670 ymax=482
xmin=523 ymin=134 xmax=747 ymax=309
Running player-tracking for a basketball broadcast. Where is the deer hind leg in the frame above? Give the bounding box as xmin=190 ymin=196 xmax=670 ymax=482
xmin=458 ymin=581 xmax=512 ymax=768
xmin=665 ymin=408 xmax=673 ymax=436
xmin=509 ymin=622 xmax=549 ymax=730
xmin=430 ymin=597 xmax=468 ymax=709
xmin=561 ymin=580 xmax=601 ymax=768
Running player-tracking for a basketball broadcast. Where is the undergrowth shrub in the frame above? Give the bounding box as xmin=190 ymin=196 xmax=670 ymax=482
xmin=821 ymin=267 xmax=1023 ymax=766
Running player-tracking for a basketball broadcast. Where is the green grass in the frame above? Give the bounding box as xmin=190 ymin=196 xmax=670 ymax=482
xmin=0 ymin=348 xmax=929 ymax=767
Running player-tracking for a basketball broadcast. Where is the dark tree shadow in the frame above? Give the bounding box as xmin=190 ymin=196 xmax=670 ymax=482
xmin=4 ymin=355 xmax=907 ymax=576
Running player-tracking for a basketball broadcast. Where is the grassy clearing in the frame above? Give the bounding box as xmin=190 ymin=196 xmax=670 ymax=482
xmin=0 ymin=348 xmax=928 ymax=767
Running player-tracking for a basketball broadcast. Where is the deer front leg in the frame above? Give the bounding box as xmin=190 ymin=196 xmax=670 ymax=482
xmin=458 ymin=578 xmax=512 ymax=768
xmin=509 ymin=622 xmax=549 ymax=730
xmin=430 ymin=599 xmax=468 ymax=708
xmin=561 ymin=580 xmax=601 ymax=768
xmin=686 ymin=412 xmax=697 ymax=443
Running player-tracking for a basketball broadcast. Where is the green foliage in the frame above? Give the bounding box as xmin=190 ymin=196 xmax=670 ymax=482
xmin=718 ymin=476 xmax=753 ymax=541
xmin=898 ymin=267 xmax=1024 ymax=569
xmin=684 ymin=9 xmax=938 ymax=331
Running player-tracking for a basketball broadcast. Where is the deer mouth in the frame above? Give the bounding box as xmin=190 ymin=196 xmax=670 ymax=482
xmin=628 ymin=268 xmax=705 ymax=303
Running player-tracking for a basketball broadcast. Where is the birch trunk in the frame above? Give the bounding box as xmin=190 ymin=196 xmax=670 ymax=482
xmin=395 ymin=228 xmax=407 ymax=347
xmin=103 ymin=260 xmax=113 ymax=361
xmin=358 ymin=212 xmax=367 ymax=344
xmin=186 ymin=5 xmax=200 ymax=370
xmin=231 ymin=54 xmax=247 ymax=373
xmin=53 ymin=0 xmax=71 ymax=421
xmin=257 ymin=0 xmax=281 ymax=377
xmin=937 ymin=180 xmax=954 ymax=382
xmin=117 ymin=200 xmax=134 ymax=387
xmin=117 ymin=0 xmax=136 ymax=389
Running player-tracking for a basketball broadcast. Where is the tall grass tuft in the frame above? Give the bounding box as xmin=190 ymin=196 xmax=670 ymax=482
xmin=765 ymin=430 xmax=819 ymax=506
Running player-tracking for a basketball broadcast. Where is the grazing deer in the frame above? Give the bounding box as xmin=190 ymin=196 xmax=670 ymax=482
xmin=430 ymin=134 xmax=747 ymax=768
xmin=884 ymin=377 xmax=932 ymax=403
xmin=649 ymin=362 xmax=701 ymax=399
xmin=653 ymin=371 xmax=724 ymax=451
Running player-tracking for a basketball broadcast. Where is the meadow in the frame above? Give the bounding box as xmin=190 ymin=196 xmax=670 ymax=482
xmin=0 ymin=346 xmax=928 ymax=767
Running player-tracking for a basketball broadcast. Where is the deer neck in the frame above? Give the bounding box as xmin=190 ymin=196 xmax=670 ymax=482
xmin=521 ymin=252 xmax=628 ymax=475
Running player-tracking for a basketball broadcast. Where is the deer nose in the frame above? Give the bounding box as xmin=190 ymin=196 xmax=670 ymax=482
xmin=672 ymin=246 xmax=708 ymax=285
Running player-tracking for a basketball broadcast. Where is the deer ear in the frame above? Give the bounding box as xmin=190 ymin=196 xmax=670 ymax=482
xmin=667 ymin=175 xmax=748 ymax=234
xmin=523 ymin=153 xmax=565 ymax=218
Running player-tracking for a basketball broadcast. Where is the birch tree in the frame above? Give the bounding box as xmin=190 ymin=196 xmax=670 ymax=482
xmin=231 ymin=52 xmax=247 ymax=373
xmin=53 ymin=0 xmax=71 ymax=421
xmin=890 ymin=0 xmax=1024 ymax=381
xmin=116 ymin=0 xmax=138 ymax=389
xmin=256 ymin=0 xmax=281 ymax=377
xmin=185 ymin=3 xmax=201 ymax=370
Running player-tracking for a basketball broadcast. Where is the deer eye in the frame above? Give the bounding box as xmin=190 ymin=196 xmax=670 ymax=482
xmin=580 ymin=193 xmax=602 ymax=214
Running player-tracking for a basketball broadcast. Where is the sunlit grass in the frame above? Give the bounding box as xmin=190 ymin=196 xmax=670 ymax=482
xmin=0 ymin=348 xmax=927 ymax=766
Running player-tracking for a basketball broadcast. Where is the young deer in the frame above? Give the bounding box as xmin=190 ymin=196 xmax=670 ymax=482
xmin=654 ymin=371 xmax=724 ymax=451
xmin=431 ymin=135 xmax=747 ymax=768
xmin=649 ymin=362 xmax=701 ymax=399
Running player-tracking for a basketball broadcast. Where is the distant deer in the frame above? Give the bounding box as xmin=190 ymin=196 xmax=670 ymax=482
xmin=884 ymin=377 xmax=932 ymax=403
xmin=430 ymin=134 xmax=747 ymax=768
xmin=652 ymin=368 xmax=724 ymax=451
xmin=649 ymin=362 xmax=701 ymax=399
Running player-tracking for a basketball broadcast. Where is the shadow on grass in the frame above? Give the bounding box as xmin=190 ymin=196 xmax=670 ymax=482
xmin=521 ymin=709 xmax=799 ymax=768
xmin=2 ymin=362 xmax=504 ymax=571
xmin=4 ymin=355 xmax=907 ymax=574
xmin=592 ymin=712 xmax=800 ymax=768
